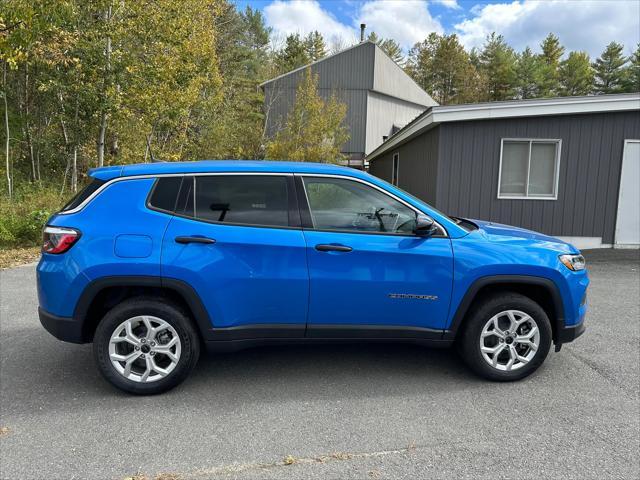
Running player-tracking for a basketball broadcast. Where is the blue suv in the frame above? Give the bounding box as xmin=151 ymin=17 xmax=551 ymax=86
xmin=37 ymin=161 xmax=588 ymax=394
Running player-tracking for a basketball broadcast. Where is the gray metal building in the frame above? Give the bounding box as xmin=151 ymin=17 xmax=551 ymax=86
xmin=368 ymin=94 xmax=640 ymax=248
xmin=261 ymin=41 xmax=437 ymax=168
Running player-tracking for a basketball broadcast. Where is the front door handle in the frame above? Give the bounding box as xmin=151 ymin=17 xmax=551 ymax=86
xmin=315 ymin=244 xmax=353 ymax=252
xmin=175 ymin=236 xmax=216 ymax=245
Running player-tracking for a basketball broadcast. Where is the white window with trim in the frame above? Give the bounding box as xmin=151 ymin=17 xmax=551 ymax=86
xmin=391 ymin=153 xmax=400 ymax=186
xmin=498 ymin=139 xmax=561 ymax=199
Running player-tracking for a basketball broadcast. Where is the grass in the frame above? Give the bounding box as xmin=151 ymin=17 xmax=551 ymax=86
xmin=0 ymin=184 xmax=69 ymax=268
xmin=0 ymin=184 xmax=67 ymax=249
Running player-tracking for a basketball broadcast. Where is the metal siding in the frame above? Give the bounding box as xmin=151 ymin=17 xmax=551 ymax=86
xmin=369 ymin=127 xmax=439 ymax=205
xmin=267 ymin=42 xmax=375 ymax=91
xmin=372 ymin=47 xmax=437 ymax=107
xmin=365 ymin=92 xmax=428 ymax=154
xmin=435 ymin=111 xmax=640 ymax=243
xmin=369 ymin=155 xmax=393 ymax=182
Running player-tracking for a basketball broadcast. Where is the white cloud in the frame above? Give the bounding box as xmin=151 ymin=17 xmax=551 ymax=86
xmin=432 ymin=0 xmax=461 ymax=9
xmin=454 ymin=0 xmax=640 ymax=58
xmin=356 ymin=0 xmax=444 ymax=49
xmin=264 ymin=0 xmax=357 ymax=47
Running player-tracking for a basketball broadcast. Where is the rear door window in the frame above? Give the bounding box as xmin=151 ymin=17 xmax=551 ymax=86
xmin=192 ymin=175 xmax=290 ymax=227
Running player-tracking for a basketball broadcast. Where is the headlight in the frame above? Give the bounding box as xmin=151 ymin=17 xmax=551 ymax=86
xmin=559 ymin=254 xmax=586 ymax=271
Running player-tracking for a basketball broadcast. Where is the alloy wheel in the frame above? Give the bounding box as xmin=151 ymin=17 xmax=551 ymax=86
xmin=479 ymin=310 xmax=540 ymax=372
xmin=108 ymin=316 xmax=182 ymax=383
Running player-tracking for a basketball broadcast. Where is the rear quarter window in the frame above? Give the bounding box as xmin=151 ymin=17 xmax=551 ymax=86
xmin=60 ymin=178 xmax=106 ymax=212
xmin=148 ymin=177 xmax=182 ymax=212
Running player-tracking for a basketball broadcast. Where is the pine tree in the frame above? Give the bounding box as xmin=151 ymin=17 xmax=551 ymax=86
xmin=593 ymin=41 xmax=628 ymax=94
xmin=304 ymin=31 xmax=327 ymax=62
xmin=622 ymin=43 xmax=640 ymax=92
xmin=540 ymin=33 xmax=565 ymax=64
xmin=478 ymin=33 xmax=517 ymax=100
xmin=559 ymin=51 xmax=593 ymax=96
xmin=407 ymin=33 xmax=482 ymax=104
xmin=538 ymin=33 xmax=565 ymax=96
xmin=516 ymin=47 xmax=543 ymax=98
xmin=275 ymin=34 xmax=310 ymax=74
xmin=367 ymin=32 xmax=404 ymax=65
xmin=266 ymin=68 xmax=348 ymax=163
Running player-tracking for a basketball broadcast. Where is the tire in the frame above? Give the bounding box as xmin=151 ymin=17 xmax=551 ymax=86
xmin=458 ymin=292 xmax=552 ymax=381
xmin=93 ymin=297 xmax=200 ymax=395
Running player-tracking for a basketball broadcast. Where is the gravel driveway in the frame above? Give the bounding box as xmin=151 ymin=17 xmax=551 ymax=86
xmin=1 ymin=250 xmax=638 ymax=479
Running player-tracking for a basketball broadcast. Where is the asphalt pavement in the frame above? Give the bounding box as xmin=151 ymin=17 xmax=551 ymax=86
xmin=1 ymin=249 xmax=638 ymax=479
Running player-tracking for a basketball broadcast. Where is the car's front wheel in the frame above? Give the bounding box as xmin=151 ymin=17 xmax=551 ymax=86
xmin=459 ymin=292 xmax=552 ymax=381
xmin=93 ymin=297 xmax=200 ymax=395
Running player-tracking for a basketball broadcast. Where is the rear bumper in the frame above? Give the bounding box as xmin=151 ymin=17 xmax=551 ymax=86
xmin=557 ymin=318 xmax=586 ymax=344
xmin=38 ymin=307 xmax=86 ymax=344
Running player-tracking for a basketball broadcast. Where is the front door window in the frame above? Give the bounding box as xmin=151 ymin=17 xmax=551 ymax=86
xmin=302 ymin=176 xmax=417 ymax=234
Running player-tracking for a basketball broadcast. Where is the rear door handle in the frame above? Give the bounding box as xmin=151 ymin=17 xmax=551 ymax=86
xmin=175 ymin=236 xmax=216 ymax=245
xmin=315 ymin=244 xmax=353 ymax=252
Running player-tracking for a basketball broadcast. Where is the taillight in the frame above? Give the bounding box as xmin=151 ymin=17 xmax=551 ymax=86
xmin=42 ymin=226 xmax=81 ymax=254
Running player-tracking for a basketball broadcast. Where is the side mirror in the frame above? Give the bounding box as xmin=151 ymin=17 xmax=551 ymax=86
xmin=414 ymin=214 xmax=439 ymax=237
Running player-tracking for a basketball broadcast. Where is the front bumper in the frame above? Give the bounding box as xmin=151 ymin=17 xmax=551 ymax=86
xmin=38 ymin=307 xmax=86 ymax=344
xmin=557 ymin=318 xmax=586 ymax=344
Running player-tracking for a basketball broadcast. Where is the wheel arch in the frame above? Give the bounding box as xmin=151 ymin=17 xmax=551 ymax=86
xmin=445 ymin=275 xmax=565 ymax=344
xmin=74 ymin=276 xmax=213 ymax=343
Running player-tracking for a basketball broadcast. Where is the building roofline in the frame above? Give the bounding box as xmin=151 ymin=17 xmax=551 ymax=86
xmin=260 ymin=41 xmax=436 ymax=107
xmin=260 ymin=41 xmax=376 ymax=88
xmin=367 ymin=93 xmax=640 ymax=161
xmin=371 ymin=41 xmax=437 ymax=107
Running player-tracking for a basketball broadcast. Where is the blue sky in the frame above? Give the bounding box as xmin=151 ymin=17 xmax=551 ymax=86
xmin=234 ymin=0 xmax=640 ymax=57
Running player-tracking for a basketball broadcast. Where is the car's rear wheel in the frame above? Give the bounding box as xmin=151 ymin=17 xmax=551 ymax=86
xmin=459 ymin=292 xmax=552 ymax=381
xmin=93 ymin=298 xmax=200 ymax=395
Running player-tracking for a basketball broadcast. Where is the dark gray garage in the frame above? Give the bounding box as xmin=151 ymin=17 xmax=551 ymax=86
xmin=367 ymin=94 xmax=640 ymax=249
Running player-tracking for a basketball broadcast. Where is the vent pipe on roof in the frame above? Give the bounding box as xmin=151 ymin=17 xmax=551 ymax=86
xmin=360 ymin=24 xmax=366 ymax=42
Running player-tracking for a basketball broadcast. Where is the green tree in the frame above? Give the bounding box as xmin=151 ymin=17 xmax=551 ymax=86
xmin=367 ymin=32 xmax=404 ymax=65
xmin=623 ymin=43 xmax=640 ymax=92
xmin=515 ymin=47 xmax=542 ymax=99
xmin=1 ymin=0 xmax=226 ymax=192
xmin=478 ymin=33 xmax=517 ymax=100
xmin=559 ymin=51 xmax=593 ymax=96
xmin=1 ymin=0 xmax=68 ymax=195
xmin=266 ymin=68 xmax=348 ymax=163
xmin=538 ymin=33 xmax=564 ymax=96
xmin=112 ymin=0 xmax=223 ymax=163
xmin=275 ymin=34 xmax=309 ymax=73
xmin=593 ymin=41 xmax=628 ymax=94
xmin=304 ymin=31 xmax=326 ymax=62
xmin=192 ymin=2 xmax=271 ymax=159
xmin=406 ymin=33 xmax=482 ymax=104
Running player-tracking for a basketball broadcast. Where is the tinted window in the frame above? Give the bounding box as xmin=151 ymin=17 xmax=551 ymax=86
xmin=148 ymin=177 xmax=182 ymax=212
xmin=194 ymin=175 xmax=289 ymax=227
xmin=60 ymin=178 xmax=106 ymax=212
xmin=303 ymin=177 xmax=417 ymax=234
